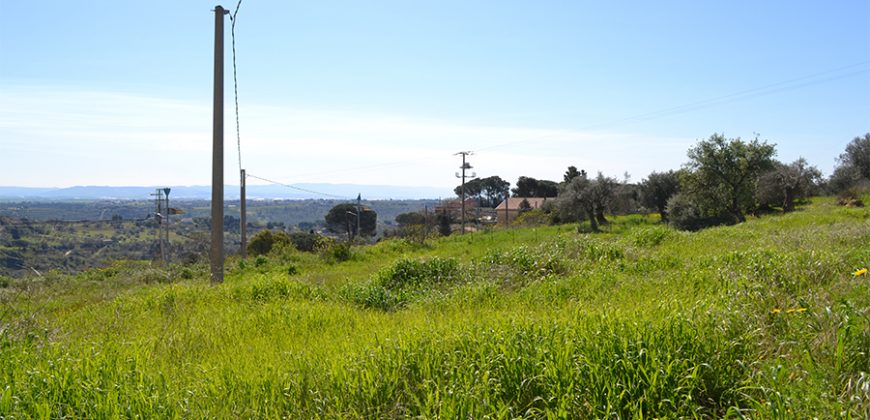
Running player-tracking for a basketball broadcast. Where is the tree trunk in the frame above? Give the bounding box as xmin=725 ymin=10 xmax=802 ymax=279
xmin=586 ymin=208 xmax=599 ymax=232
xmin=731 ymin=197 xmax=746 ymax=222
xmin=595 ymin=209 xmax=608 ymax=225
xmin=658 ymin=206 xmax=669 ymax=223
xmin=783 ymin=188 xmax=795 ymax=212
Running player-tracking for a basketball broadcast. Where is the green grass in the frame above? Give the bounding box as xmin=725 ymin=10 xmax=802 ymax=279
xmin=1 ymin=197 xmax=868 ymax=417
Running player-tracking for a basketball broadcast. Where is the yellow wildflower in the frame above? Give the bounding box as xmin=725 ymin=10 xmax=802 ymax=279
xmin=786 ymin=308 xmax=807 ymax=314
xmin=771 ymin=308 xmax=781 ymax=314
xmin=853 ymin=268 xmax=868 ymax=277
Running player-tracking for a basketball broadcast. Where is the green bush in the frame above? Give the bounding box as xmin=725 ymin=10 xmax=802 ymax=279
xmin=315 ymin=236 xmax=353 ymax=263
xmin=667 ymin=193 xmax=736 ymax=231
xmin=513 ymin=209 xmax=551 ymax=226
xmin=630 ymin=226 xmax=673 ymax=247
xmin=340 ymin=282 xmax=406 ymax=311
xmin=483 ymin=246 xmax=565 ymax=279
xmin=254 ymin=255 xmax=268 ymax=267
xmin=376 ymin=257 xmax=461 ymax=290
xmin=286 ymin=264 xmax=298 ymax=276
xmin=289 ymin=231 xmax=320 ymax=252
xmin=247 ymin=230 xmax=292 ymax=256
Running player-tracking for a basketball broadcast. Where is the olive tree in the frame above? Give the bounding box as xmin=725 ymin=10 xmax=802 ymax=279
xmin=639 ymin=170 xmax=680 ymax=222
xmin=683 ymin=133 xmax=775 ymax=222
xmin=829 ymin=133 xmax=870 ymax=193
xmin=757 ymin=158 xmax=821 ymax=212
xmin=558 ymin=172 xmax=618 ymax=232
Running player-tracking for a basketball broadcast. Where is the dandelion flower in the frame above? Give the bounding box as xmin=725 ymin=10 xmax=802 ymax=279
xmin=854 ymin=268 xmax=868 ymax=277
xmin=771 ymin=308 xmax=781 ymax=314
xmin=786 ymin=308 xmax=807 ymax=314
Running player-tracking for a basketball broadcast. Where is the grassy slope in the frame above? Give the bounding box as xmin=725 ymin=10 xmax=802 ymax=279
xmin=1 ymin=197 xmax=868 ymax=418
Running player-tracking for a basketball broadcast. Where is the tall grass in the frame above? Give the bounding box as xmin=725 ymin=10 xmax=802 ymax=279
xmin=0 ymin=196 xmax=868 ymax=417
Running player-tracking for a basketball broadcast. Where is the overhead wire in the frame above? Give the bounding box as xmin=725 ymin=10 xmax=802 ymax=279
xmin=211 ymin=2 xmax=355 ymax=202
xmin=473 ymin=61 xmax=870 ymax=153
xmin=210 ymin=6 xmax=867 ymax=194
xmin=230 ymin=0 xmax=244 ymax=174
xmin=245 ymin=173 xmax=355 ymax=200
xmin=248 ymin=61 xmax=869 ymax=181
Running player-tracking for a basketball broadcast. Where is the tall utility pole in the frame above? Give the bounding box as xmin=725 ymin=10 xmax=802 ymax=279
xmin=240 ymin=169 xmax=247 ymax=259
xmin=356 ymin=193 xmax=362 ymax=239
xmin=504 ymin=190 xmax=510 ymax=227
xmin=152 ymin=189 xmax=166 ymax=263
xmin=211 ymin=5 xmax=229 ymax=284
xmin=164 ymin=188 xmax=171 ymax=264
xmin=151 ymin=188 xmax=171 ymax=265
xmin=454 ymin=151 xmax=475 ymax=235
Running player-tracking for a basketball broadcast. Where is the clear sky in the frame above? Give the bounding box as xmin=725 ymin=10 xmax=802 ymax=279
xmin=1 ymin=1 xmax=868 ymax=191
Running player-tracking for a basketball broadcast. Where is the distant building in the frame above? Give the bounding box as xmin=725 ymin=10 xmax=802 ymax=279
xmin=434 ymin=198 xmax=479 ymax=219
xmin=495 ymin=197 xmax=550 ymax=225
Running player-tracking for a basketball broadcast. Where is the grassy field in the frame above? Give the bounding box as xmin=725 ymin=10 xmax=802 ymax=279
xmin=1 ymin=197 xmax=868 ymax=418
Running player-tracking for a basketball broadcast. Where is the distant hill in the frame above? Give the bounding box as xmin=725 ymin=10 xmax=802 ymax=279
xmin=0 ymin=184 xmax=455 ymax=201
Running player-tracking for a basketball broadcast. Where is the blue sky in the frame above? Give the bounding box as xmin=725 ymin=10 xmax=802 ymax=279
xmin=1 ymin=1 xmax=868 ymax=190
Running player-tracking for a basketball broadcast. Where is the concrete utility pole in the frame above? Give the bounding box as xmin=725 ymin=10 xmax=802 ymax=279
xmin=211 ymin=5 xmax=229 ymax=284
xmin=424 ymin=205 xmax=430 ymax=237
xmin=152 ymin=189 xmax=166 ymax=263
xmin=240 ymin=169 xmax=247 ymax=259
xmin=356 ymin=193 xmax=362 ymax=239
xmin=505 ymin=191 xmax=510 ymax=227
xmin=346 ymin=211 xmax=354 ymax=241
xmin=164 ymin=188 xmax=171 ymax=265
xmin=454 ymin=151 xmax=475 ymax=234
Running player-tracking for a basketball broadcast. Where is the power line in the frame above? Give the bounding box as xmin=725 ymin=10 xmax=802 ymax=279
xmin=473 ymin=61 xmax=870 ymax=153
xmin=246 ymin=61 xmax=868 ymax=181
xmin=245 ymin=173 xmax=355 ymax=199
xmin=229 ymin=0 xmax=244 ymax=173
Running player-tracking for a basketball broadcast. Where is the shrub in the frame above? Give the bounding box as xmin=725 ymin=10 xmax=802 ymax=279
xmin=254 ymin=255 xmax=268 ymax=267
xmin=376 ymin=257 xmax=461 ymax=290
xmin=247 ymin=230 xmax=292 ymax=256
xmin=513 ymin=209 xmax=550 ymax=226
xmin=340 ymin=282 xmax=406 ymax=311
xmin=836 ymin=185 xmax=868 ymax=207
xmin=484 ymin=246 xmax=566 ymax=279
xmin=315 ymin=236 xmax=353 ymax=263
xmin=630 ymin=226 xmax=673 ymax=247
xmin=286 ymin=264 xmax=298 ymax=276
xmin=667 ymin=193 xmax=736 ymax=231
xmin=288 ymin=231 xmax=320 ymax=252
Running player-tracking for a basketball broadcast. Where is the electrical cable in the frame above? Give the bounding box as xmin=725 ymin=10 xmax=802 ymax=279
xmin=245 ymin=173 xmax=355 ymax=200
xmin=473 ymin=61 xmax=870 ymax=153
xmin=230 ymin=0 xmax=244 ymax=173
xmin=249 ymin=61 xmax=868 ymax=181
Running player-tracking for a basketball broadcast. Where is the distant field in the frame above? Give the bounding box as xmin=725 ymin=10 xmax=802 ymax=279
xmin=1 ymin=196 xmax=868 ymax=417
xmin=0 ymin=198 xmax=439 ymax=276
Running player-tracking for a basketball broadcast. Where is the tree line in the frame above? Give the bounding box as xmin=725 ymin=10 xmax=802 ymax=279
xmin=393 ymin=132 xmax=869 ymax=234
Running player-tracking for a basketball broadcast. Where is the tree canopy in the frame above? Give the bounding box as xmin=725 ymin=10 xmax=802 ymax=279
xmin=841 ymin=133 xmax=870 ymax=180
xmin=512 ymin=176 xmax=559 ymax=198
xmin=557 ymin=172 xmax=618 ymax=232
xmin=757 ymin=158 xmax=821 ymax=212
xmin=683 ymin=133 xmax=775 ymax=222
xmin=325 ymin=203 xmax=377 ymax=238
xmin=830 ymin=133 xmax=870 ymax=192
xmin=639 ymin=170 xmax=680 ymax=222
xmin=454 ymin=176 xmax=511 ymax=208
xmin=563 ymin=166 xmax=586 ymax=184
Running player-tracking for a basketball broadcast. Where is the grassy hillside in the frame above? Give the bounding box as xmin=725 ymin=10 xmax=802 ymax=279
xmin=1 ymin=197 xmax=868 ymax=417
